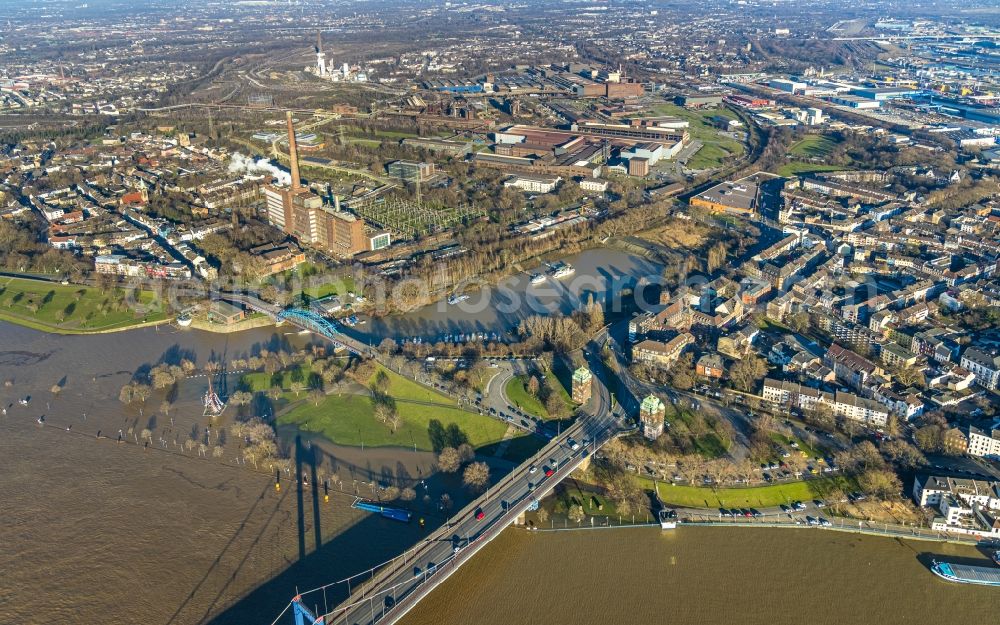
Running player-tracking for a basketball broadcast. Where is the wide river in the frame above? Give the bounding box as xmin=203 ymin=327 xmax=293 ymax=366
xmin=400 ymin=526 xmax=997 ymax=625
xmin=9 ymin=246 xmax=990 ymax=625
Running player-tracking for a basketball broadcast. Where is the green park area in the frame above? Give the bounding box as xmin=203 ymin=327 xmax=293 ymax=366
xmin=552 ymin=481 xmax=619 ymax=518
xmin=788 ymin=134 xmax=839 ymax=158
xmin=0 ymin=277 xmax=167 ymax=333
xmin=769 ymin=431 xmax=826 ymax=460
xmin=504 ymin=373 xmax=575 ymax=420
xmin=646 ymin=476 xmax=858 ymax=509
xmin=778 ymin=134 xmax=845 ymax=177
xmin=270 ymin=262 xmax=356 ymax=301
xmin=668 ymin=404 xmax=731 ymax=459
xmin=276 ymin=365 xmax=512 ymax=451
xmin=645 ymin=102 xmax=746 ymax=170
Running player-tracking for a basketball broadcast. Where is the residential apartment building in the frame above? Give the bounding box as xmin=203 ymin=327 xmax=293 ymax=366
xmin=761 ymin=378 xmax=889 ymax=426
xmin=967 ymin=426 xmax=1000 ymax=460
xmin=825 ymin=343 xmax=883 ymax=390
xmin=912 ymin=475 xmax=1000 ymax=538
xmin=578 ymin=177 xmax=608 ymax=193
xmin=633 ymin=333 xmax=694 ymax=368
xmin=960 ymin=347 xmax=1000 ymax=390
xmin=503 ymin=174 xmax=561 ymax=193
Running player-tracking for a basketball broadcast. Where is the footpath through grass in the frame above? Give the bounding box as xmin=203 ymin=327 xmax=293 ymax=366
xmin=277 ymin=365 xmax=511 ymax=451
xmin=645 ymin=476 xmax=858 ymax=509
xmin=0 ymin=277 xmax=167 ymax=333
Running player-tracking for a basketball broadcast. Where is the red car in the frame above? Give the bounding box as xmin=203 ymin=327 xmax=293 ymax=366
xmin=544 ymin=467 xmax=554 ymax=477
xmin=475 ymin=508 xmax=485 ymax=520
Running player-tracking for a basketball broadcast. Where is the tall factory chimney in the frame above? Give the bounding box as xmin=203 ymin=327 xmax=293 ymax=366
xmin=286 ymin=111 xmax=300 ymax=191
xmin=315 ymin=30 xmax=326 ymax=77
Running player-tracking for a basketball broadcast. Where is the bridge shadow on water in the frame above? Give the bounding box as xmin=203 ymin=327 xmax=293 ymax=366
xmin=202 ymin=505 xmax=428 ymax=625
xmin=202 ymin=439 xmax=486 ymax=625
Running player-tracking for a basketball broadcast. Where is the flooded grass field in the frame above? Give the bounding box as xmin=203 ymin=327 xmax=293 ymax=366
xmin=400 ymin=527 xmax=997 ymax=625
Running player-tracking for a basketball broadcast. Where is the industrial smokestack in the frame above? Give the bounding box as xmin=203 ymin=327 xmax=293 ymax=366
xmin=286 ymin=111 xmax=300 ymax=191
xmin=334 ymin=195 xmax=340 ymax=211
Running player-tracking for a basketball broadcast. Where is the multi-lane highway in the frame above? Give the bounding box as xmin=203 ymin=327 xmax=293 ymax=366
xmin=298 ymin=338 xmax=624 ymax=625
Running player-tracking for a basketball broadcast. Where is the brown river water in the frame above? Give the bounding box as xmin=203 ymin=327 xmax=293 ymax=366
xmin=0 ymin=242 xmax=994 ymax=625
xmin=400 ymin=527 xmax=997 ymax=625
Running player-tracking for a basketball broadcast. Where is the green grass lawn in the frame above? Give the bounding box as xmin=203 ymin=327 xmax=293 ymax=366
xmin=669 ymin=404 xmax=731 ymax=459
xmin=241 ymin=365 xmax=319 ymax=402
xmin=504 ymin=374 xmax=574 ymax=420
xmin=688 ymin=143 xmax=740 ymax=170
xmin=646 ymin=102 xmax=745 ymax=170
xmin=277 ymin=365 xmax=510 ymax=450
xmin=269 ymin=263 xmax=356 ymax=302
xmin=302 ymin=275 xmax=356 ymax=300
xmin=788 ymin=134 xmax=838 ymax=158
xmin=769 ymin=431 xmax=825 ymax=460
xmin=756 ymin=316 xmax=793 ymax=333
xmin=646 ymin=476 xmax=858 ymax=509
xmin=553 ymin=482 xmax=619 ymax=517
xmin=0 ymin=277 xmax=166 ymax=333
xmin=343 ymin=137 xmax=381 ymax=148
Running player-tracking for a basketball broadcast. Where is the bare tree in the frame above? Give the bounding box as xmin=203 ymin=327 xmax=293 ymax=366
xmin=536 ymin=507 xmax=550 ymax=524
xmin=230 ymin=391 xmax=253 ymax=407
xmin=437 ymin=447 xmax=461 ymax=472
xmin=457 ymin=443 xmax=475 ymax=463
xmin=462 ymin=461 xmax=490 ymax=492
xmin=439 ymin=493 xmax=453 ymax=511
xmin=308 ymin=388 xmax=325 ymax=406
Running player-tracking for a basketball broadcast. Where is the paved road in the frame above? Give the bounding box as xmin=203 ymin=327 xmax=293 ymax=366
xmin=320 ymin=337 xmax=625 ymax=625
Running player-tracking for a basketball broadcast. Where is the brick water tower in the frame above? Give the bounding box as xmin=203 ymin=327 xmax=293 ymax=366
xmin=640 ymin=394 xmax=666 ymax=440
xmin=572 ymin=366 xmax=593 ymax=404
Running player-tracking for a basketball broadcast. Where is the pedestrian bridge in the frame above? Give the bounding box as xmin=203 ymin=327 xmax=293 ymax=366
xmin=217 ymin=293 xmax=370 ymax=356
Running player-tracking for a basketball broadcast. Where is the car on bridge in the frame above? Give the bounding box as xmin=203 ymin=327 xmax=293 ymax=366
xmin=475 ymin=508 xmax=485 ymax=520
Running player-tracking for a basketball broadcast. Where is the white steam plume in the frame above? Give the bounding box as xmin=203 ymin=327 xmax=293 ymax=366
xmin=228 ymin=152 xmax=291 ymax=186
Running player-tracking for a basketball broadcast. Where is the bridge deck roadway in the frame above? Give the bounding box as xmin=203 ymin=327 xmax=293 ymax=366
xmin=293 ymin=337 xmax=620 ymax=625
xmin=296 ymin=413 xmax=619 ymax=625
